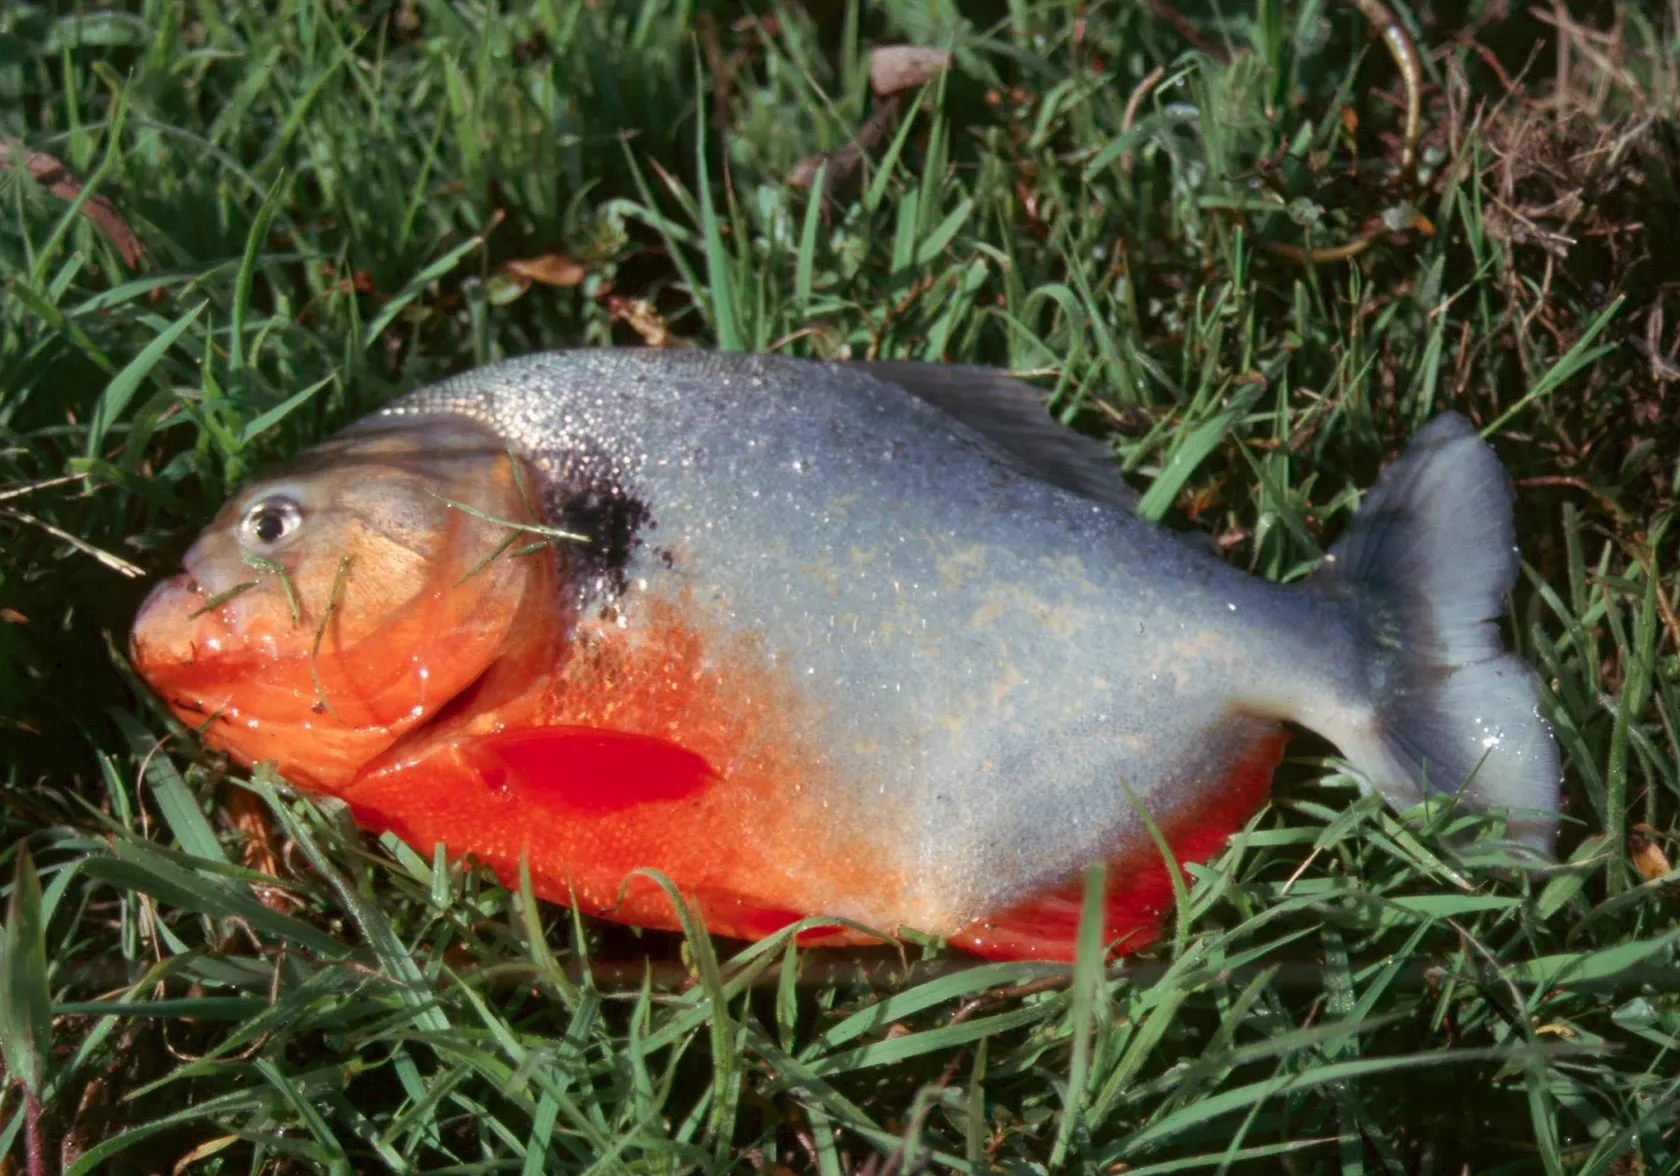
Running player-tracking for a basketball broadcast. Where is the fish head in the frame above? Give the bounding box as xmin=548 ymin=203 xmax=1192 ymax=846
xmin=130 ymin=413 xmax=559 ymax=793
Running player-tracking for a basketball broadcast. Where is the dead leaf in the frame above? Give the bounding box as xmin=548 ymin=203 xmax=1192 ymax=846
xmin=608 ymin=296 xmax=685 ymax=348
xmin=223 ymin=786 xmax=297 ymax=913
xmin=788 ymin=97 xmax=902 ymax=194
xmin=172 ymin=1134 xmax=241 ymax=1175
xmin=1630 ymin=824 xmax=1674 ymax=884
xmin=504 ymin=253 xmax=588 ymax=287
xmin=0 ymin=141 xmax=147 ymax=270
xmin=870 ymin=45 xmax=949 ymax=98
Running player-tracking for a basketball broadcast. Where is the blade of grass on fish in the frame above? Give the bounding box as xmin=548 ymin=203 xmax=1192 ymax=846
xmin=426 ymin=490 xmax=587 ymax=542
xmin=83 ymin=300 xmax=207 ymax=460
xmin=308 ymin=553 xmax=351 ymax=716
xmin=1 ymin=842 xmax=53 ymax=1100
xmin=239 ymin=553 xmax=302 ymax=627
xmin=452 ymin=528 xmax=533 ymax=587
xmin=185 ymin=578 xmax=259 ymax=620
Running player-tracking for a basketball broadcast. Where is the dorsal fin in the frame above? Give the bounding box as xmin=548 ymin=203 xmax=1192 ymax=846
xmin=855 ymin=361 xmax=1137 ymax=511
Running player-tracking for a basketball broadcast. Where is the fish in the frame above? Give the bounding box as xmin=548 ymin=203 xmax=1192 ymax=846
xmin=129 ymin=350 xmax=1562 ymax=960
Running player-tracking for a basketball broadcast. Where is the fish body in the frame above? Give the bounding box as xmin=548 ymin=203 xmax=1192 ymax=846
xmin=131 ymin=351 xmax=1561 ymax=958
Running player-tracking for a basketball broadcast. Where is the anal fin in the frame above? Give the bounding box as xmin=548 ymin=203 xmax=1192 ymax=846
xmin=951 ymin=729 xmax=1290 ymax=962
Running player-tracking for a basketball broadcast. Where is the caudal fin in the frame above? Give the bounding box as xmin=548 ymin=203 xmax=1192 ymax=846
xmin=1321 ymin=413 xmax=1561 ymax=851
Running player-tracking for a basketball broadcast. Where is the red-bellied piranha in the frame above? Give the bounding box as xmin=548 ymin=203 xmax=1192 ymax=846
xmin=130 ymin=351 xmax=1561 ymax=960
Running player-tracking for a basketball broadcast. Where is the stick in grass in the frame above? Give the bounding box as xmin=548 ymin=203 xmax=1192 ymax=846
xmin=788 ymin=46 xmax=950 ymax=197
xmin=0 ymin=141 xmax=147 ymax=270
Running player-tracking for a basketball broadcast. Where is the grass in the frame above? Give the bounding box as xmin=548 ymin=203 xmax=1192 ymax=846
xmin=2 ymin=0 xmax=1679 ymax=1171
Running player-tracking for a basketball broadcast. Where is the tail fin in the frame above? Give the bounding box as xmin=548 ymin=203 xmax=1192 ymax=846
xmin=1321 ymin=413 xmax=1561 ymax=852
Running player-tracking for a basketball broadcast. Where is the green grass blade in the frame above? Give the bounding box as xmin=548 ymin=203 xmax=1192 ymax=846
xmin=83 ymin=300 xmax=207 ymax=459
xmin=0 ymin=843 xmax=53 ymax=1094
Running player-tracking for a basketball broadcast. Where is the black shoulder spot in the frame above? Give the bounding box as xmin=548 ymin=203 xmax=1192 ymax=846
xmin=542 ymin=469 xmax=657 ymax=607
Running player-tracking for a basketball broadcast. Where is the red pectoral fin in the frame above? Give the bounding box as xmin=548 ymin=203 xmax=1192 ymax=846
xmin=467 ymin=725 xmax=717 ymax=813
xmin=953 ymin=728 xmax=1290 ymax=962
xmin=349 ymin=722 xmax=859 ymax=943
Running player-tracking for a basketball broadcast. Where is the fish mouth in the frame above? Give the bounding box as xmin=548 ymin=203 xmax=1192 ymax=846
xmin=129 ymin=545 xmax=562 ymax=797
xmin=128 ymin=571 xmax=388 ymax=791
xmin=130 ymin=573 xmax=217 ymax=671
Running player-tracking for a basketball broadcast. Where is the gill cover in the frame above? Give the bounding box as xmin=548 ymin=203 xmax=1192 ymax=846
xmin=129 ymin=416 xmax=556 ymax=791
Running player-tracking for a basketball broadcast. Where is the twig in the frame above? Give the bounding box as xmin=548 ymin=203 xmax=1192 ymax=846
xmin=1351 ymin=0 xmax=1423 ymax=179
xmin=0 ymin=141 xmax=147 ymax=270
xmin=788 ymin=95 xmax=903 ymax=195
xmin=0 ymin=472 xmax=90 ymax=503
xmin=1260 ymin=0 xmax=1427 ymax=266
xmin=1512 ymin=475 xmax=1629 ymax=525
xmin=0 ymin=507 xmax=144 ymax=577
xmin=947 ymin=974 xmax=1067 ymax=1026
xmin=25 ymin=1088 xmax=43 ymax=1176
xmin=1119 ymin=65 xmax=1166 ymax=176
xmin=787 ymin=45 xmax=947 ymax=197
xmin=1143 ymin=0 xmax=1231 ymax=61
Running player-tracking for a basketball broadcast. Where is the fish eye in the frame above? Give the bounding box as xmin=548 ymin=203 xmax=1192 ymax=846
xmin=239 ymin=496 xmax=304 ymax=548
